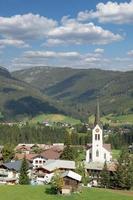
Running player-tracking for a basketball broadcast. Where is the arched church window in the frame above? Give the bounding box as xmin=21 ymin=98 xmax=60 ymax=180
xmin=96 ymin=150 xmax=99 ymax=157
xmin=104 ymin=153 xmax=106 ymax=160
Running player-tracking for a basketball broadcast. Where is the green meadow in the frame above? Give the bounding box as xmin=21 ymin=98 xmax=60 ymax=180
xmin=0 ymin=186 xmax=132 ymax=200
xmin=89 ymin=114 xmax=133 ymax=126
xmin=29 ymin=114 xmax=81 ymax=125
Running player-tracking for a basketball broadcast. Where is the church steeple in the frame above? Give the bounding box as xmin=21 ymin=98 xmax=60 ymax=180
xmin=94 ymin=98 xmax=100 ymax=126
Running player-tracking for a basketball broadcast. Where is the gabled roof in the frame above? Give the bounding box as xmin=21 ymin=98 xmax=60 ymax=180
xmin=40 ymin=147 xmax=62 ymax=160
xmin=14 ymin=153 xmax=38 ymax=161
xmin=84 ymin=161 xmax=116 ymax=172
xmin=86 ymin=143 xmax=111 ymax=152
xmin=0 ymin=160 xmax=32 ymax=172
xmin=42 ymin=160 xmax=75 ymax=172
xmin=61 ymin=170 xmax=82 ymax=182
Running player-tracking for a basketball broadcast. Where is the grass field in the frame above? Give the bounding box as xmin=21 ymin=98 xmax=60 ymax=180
xmin=89 ymin=114 xmax=133 ymax=126
xmin=29 ymin=114 xmax=81 ymax=125
xmin=112 ymin=149 xmax=121 ymax=159
xmin=0 ymin=186 xmax=132 ymax=200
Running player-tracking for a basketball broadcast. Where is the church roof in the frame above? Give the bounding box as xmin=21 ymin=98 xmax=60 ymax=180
xmin=86 ymin=143 xmax=111 ymax=152
xmin=84 ymin=161 xmax=116 ymax=171
xmin=94 ymin=99 xmax=102 ymax=128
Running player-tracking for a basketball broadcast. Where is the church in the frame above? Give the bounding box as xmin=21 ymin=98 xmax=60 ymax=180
xmin=86 ymin=101 xmax=112 ymax=163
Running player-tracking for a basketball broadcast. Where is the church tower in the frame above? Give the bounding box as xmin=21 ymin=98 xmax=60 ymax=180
xmin=86 ymin=100 xmax=112 ymax=163
xmin=92 ymin=99 xmax=103 ymax=162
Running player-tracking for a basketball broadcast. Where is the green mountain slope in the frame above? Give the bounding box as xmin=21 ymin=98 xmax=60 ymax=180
xmin=0 ymin=67 xmax=59 ymax=120
xmin=13 ymin=67 xmax=133 ymax=119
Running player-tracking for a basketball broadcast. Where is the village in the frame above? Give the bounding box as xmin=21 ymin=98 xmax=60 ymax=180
xmin=0 ymin=102 xmax=132 ymax=195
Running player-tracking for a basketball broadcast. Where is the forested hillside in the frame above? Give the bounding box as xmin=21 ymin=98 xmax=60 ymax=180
xmin=0 ymin=67 xmax=59 ymax=120
xmin=13 ymin=67 xmax=133 ymax=120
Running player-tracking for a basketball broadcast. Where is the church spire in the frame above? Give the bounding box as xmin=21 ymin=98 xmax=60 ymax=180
xmin=94 ymin=98 xmax=100 ymax=126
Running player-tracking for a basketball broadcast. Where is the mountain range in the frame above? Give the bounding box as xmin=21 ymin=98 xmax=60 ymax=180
xmin=13 ymin=66 xmax=133 ymax=120
xmin=0 ymin=66 xmax=132 ymax=121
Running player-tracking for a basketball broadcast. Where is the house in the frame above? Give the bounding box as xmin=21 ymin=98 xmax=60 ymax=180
xmin=61 ymin=170 xmax=82 ymax=194
xmin=86 ymin=101 xmax=112 ymax=163
xmin=0 ymin=160 xmax=32 ymax=184
xmin=42 ymin=159 xmax=75 ymax=173
xmin=32 ymin=155 xmax=47 ymax=168
xmin=14 ymin=153 xmax=38 ymax=162
xmin=15 ymin=144 xmax=32 ymax=154
xmin=32 ymin=160 xmax=76 ymax=185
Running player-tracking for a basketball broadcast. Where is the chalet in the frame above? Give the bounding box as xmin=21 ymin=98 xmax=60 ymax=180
xmin=61 ymin=170 xmax=82 ymax=194
xmin=32 ymin=160 xmax=76 ymax=184
xmin=0 ymin=160 xmax=32 ymax=185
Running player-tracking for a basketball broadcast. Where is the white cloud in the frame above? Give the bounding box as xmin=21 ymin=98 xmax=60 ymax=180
xmin=94 ymin=48 xmax=104 ymax=53
xmin=0 ymin=39 xmax=29 ymax=48
xmin=47 ymin=19 xmax=122 ymax=45
xmin=11 ymin=50 xmax=109 ymax=70
xmin=0 ymin=13 xmax=57 ymax=40
xmin=0 ymin=13 xmax=122 ymax=49
xmin=77 ymin=1 xmax=133 ymax=24
xmin=11 ymin=50 xmax=133 ymax=71
xmin=24 ymin=50 xmax=80 ymax=59
xmin=127 ymin=50 xmax=133 ymax=56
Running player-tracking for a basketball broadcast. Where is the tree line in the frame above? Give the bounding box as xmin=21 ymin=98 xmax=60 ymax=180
xmin=0 ymin=124 xmax=91 ymax=146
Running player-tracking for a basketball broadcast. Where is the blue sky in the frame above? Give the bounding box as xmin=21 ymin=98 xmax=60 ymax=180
xmin=0 ymin=0 xmax=133 ymax=71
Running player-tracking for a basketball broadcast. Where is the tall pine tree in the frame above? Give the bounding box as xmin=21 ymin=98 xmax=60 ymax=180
xmin=19 ymin=157 xmax=30 ymax=185
xmin=113 ymin=149 xmax=133 ymax=190
xmin=100 ymin=162 xmax=110 ymax=188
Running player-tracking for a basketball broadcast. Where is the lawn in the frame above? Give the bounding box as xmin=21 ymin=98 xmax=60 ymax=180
xmin=29 ymin=114 xmax=81 ymax=125
xmin=0 ymin=186 xmax=132 ymax=200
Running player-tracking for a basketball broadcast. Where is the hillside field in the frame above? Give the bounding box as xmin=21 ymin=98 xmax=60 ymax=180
xmin=29 ymin=114 xmax=81 ymax=125
xmin=0 ymin=186 xmax=132 ymax=200
xmin=89 ymin=114 xmax=133 ymax=126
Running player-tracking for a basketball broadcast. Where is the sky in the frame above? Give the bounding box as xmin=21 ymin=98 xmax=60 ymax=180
xmin=0 ymin=0 xmax=133 ymax=71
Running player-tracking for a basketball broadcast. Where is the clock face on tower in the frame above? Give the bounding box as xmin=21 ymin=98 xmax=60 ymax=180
xmin=96 ymin=128 xmax=99 ymax=132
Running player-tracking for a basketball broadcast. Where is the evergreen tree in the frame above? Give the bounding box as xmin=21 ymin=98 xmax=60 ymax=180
xmin=2 ymin=144 xmax=14 ymax=162
xmin=19 ymin=157 xmax=30 ymax=185
xmin=60 ymin=145 xmax=76 ymax=160
xmin=100 ymin=162 xmax=110 ymax=188
xmin=114 ymin=149 xmax=133 ymax=190
xmin=60 ymin=130 xmax=77 ymax=160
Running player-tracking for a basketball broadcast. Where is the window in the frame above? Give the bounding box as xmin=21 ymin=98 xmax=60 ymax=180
xmin=95 ymin=134 xmax=97 ymax=140
xmin=35 ymin=160 xmax=38 ymax=163
xmin=104 ymin=153 xmax=106 ymax=160
xmin=96 ymin=150 xmax=99 ymax=157
xmin=98 ymin=134 xmax=100 ymax=140
xmin=89 ymin=153 xmax=92 ymax=160
xmin=95 ymin=134 xmax=100 ymax=140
